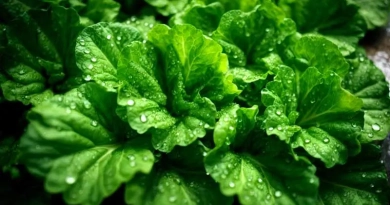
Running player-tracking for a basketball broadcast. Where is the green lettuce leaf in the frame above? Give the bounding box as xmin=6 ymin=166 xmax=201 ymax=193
xmin=20 ymin=83 xmax=154 ymax=205
xmin=205 ymin=105 xmax=319 ymax=205
xmin=145 ymin=0 xmax=189 ymax=16
xmin=261 ymin=53 xmax=363 ymax=167
xmin=81 ymin=0 xmax=120 ymax=24
xmin=343 ymin=49 xmax=390 ymax=143
xmin=116 ymin=24 xmax=239 ymax=152
xmin=277 ymin=0 xmax=366 ymax=55
xmin=169 ymin=1 xmax=225 ymax=35
xmin=348 ymin=0 xmax=390 ymax=29
xmin=0 ymin=5 xmax=82 ymax=105
xmin=212 ymin=2 xmax=295 ymax=70
xmin=281 ymin=35 xmax=350 ymax=78
xmin=169 ymin=0 xmax=263 ymax=35
xmin=123 ymin=15 xmax=158 ymax=39
xmin=318 ymin=144 xmax=390 ymax=204
xmin=75 ymin=22 xmax=143 ymax=92
xmin=125 ymin=165 xmax=232 ymax=205
xmin=43 ymin=0 xmax=120 ymax=26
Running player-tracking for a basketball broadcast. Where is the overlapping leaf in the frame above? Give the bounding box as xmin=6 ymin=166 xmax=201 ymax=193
xmin=0 ymin=6 xmax=82 ymax=105
xmin=20 ymin=83 xmax=154 ymax=205
xmin=318 ymin=144 xmax=390 ymax=204
xmin=344 ymin=50 xmax=390 ymax=143
xmin=116 ymin=24 xmax=239 ymax=152
xmin=277 ymin=0 xmax=366 ymax=55
xmin=262 ymin=36 xmax=364 ymax=167
xmin=205 ymin=105 xmax=319 ymax=205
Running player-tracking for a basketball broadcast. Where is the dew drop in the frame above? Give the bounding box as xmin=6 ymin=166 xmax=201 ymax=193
xmin=362 ymin=173 xmax=366 ymax=178
xmin=323 ymin=138 xmax=329 ymax=143
xmin=19 ymin=70 xmax=25 ymax=75
xmin=84 ymin=49 xmax=90 ymax=54
xmin=70 ymin=102 xmax=77 ymax=109
xmin=371 ymin=124 xmax=381 ymax=131
xmin=368 ymin=133 xmax=373 ymax=138
xmin=65 ymin=176 xmax=76 ymax=184
xmin=274 ymin=191 xmax=282 ymax=198
xmin=229 ymin=126 xmax=234 ymax=131
xmin=130 ymin=161 xmax=136 ymax=167
xmin=83 ymin=101 xmax=91 ymax=109
xmin=277 ymin=125 xmax=282 ymax=131
xmin=229 ymin=182 xmax=235 ymax=188
xmin=258 ymin=178 xmax=263 ymax=183
xmin=268 ymin=127 xmax=274 ymax=131
xmin=91 ymin=120 xmax=98 ymax=127
xmin=276 ymin=110 xmax=281 ymax=115
xmin=117 ymin=36 xmax=122 ymax=41
xmin=84 ymin=75 xmax=92 ymax=81
xmin=169 ymin=196 xmax=177 ymax=202
xmin=304 ymin=139 xmax=311 ymax=144
xmin=140 ymin=114 xmax=147 ymax=122
xmin=87 ymin=64 xmax=94 ymax=69
xmin=106 ymin=34 xmax=112 ymax=40
xmin=91 ymin=57 xmax=97 ymax=62
xmin=127 ymin=99 xmax=135 ymax=106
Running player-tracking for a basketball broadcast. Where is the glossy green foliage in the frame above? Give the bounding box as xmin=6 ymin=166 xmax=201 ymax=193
xmin=0 ymin=0 xmax=389 ymax=204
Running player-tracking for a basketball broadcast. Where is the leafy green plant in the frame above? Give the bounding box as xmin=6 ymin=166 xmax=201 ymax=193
xmin=0 ymin=0 xmax=389 ymax=204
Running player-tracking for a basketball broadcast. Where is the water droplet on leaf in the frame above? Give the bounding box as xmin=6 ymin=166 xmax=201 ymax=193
xmin=140 ymin=114 xmax=147 ymax=122
xmin=127 ymin=99 xmax=135 ymax=106
xmin=66 ymin=176 xmax=76 ymax=184
xmin=371 ymin=124 xmax=381 ymax=131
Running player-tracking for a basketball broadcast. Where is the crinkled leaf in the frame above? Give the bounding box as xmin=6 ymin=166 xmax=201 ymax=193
xmin=0 ymin=6 xmax=81 ymax=105
xmin=125 ymin=167 xmax=232 ymax=205
xmin=116 ymin=24 xmax=239 ymax=152
xmin=145 ymin=0 xmax=189 ymax=16
xmin=212 ymin=3 xmax=296 ymax=70
xmin=205 ymin=148 xmax=319 ymax=205
xmin=206 ymin=103 xmax=318 ymax=204
xmin=344 ymin=50 xmax=390 ymax=143
xmin=261 ymin=65 xmax=363 ymax=167
xmin=318 ymin=144 xmax=390 ymax=204
xmin=348 ymin=0 xmax=390 ymax=29
xmin=277 ymin=0 xmax=366 ymax=55
xmin=75 ymin=22 xmax=143 ymax=92
xmin=149 ymin=24 xmax=238 ymax=98
xmin=169 ymin=1 xmax=225 ymax=34
xmin=115 ymin=37 xmax=217 ymax=152
xmin=284 ymin=35 xmax=350 ymax=78
xmin=20 ymin=83 xmax=154 ymax=205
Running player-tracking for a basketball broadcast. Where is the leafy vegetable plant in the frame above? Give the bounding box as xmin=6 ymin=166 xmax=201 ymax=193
xmin=1 ymin=0 xmax=390 ymax=204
